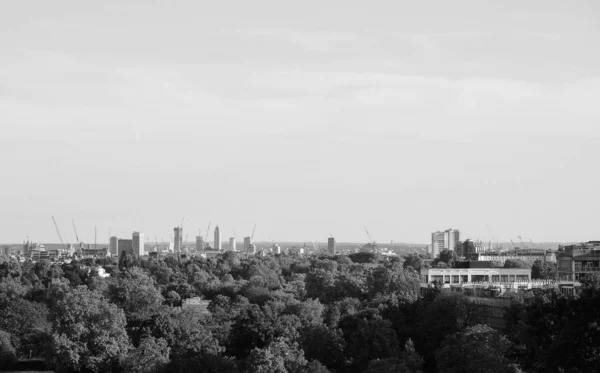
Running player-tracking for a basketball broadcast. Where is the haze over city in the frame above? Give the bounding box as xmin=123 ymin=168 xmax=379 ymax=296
xmin=1 ymin=0 xmax=599 ymax=244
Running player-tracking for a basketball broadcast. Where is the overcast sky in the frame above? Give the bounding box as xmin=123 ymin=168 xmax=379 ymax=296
xmin=1 ymin=0 xmax=599 ymax=245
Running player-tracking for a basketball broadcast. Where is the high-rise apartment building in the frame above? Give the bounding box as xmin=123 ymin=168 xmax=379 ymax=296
xmin=174 ymin=227 xmax=183 ymax=255
xmin=196 ymin=236 xmax=204 ymax=251
xmin=214 ymin=225 xmax=221 ymax=251
xmin=328 ymin=237 xmax=336 ymax=255
xmin=229 ymin=237 xmax=236 ymax=252
xmin=430 ymin=229 xmax=460 ymax=258
xmin=132 ymin=232 xmax=144 ymax=256
xmin=110 ymin=236 xmax=119 ymax=255
xmin=118 ymin=239 xmax=133 ymax=255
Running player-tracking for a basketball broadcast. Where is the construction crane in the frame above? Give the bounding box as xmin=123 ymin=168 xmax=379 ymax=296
xmin=251 ymin=224 xmax=256 ymax=241
xmin=52 ymin=216 xmax=66 ymax=251
xmin=205 ymin=222 xmax=211 ymax=248
xmin=72 ymin=219 xmax=80 ymax=243
xmin=364 ymin=226 xmax=377 ymax=250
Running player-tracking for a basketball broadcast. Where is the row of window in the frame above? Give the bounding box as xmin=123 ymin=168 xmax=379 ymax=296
xmin=428 ymin=274 xmax=530 ymax=283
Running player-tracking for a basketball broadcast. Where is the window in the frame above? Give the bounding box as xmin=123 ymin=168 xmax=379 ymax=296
xmin=516 ymin=275 xmax=529 ymax=282
xmin=451 ymin=275 xmax=459 ymax=283
xmin=492 ymin=275 xmax=500 ymax=282
xmin=500 ymin=275 xmax=509 ymax=282
xmin=471 ymin=275 xmax=486 ymax=282
xmin=461 ymin=275 xmax=469 ymax=283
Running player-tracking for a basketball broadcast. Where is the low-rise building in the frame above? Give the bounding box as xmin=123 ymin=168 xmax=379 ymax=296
xmin=181 ymin=297 xmax=211 ymax=315
xmin=557 ymin=241 xmax=600 ymax=281
xmin=421 ymin=261 xmax=531 ymax=284
xmin=471 ymin=250 xmax=556 ymax=266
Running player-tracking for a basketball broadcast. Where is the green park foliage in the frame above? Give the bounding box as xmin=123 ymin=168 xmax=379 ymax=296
xmin=0 ymin=252 xmax=598 ymax=373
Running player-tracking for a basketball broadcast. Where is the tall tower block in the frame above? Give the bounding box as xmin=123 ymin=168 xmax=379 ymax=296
xmin=214 ymin=225 xmax=222 ymax=251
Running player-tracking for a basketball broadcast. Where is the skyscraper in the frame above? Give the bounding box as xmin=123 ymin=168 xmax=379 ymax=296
xmin=229 ymin=237 xmax=236 ymax=252
xmin=174 ymin=227 xmax=183 ymax=256
xmin=328 ymin=237 xmax=336 ymax=255
xmin=132 ymin=232 xmax=144 ymax=257
xmin=214 ymin=225 xmax=221 ymax=251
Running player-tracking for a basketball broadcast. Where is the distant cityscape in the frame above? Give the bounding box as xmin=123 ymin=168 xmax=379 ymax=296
xmin=3 ymin=221 xmax=598 ymax=291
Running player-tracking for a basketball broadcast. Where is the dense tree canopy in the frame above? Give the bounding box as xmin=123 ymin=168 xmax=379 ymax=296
xmin=0 ymin=251 xmax=597 ymax=373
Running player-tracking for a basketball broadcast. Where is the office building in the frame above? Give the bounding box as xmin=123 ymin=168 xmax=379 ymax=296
xmin=244 ymin=236 xmax=251 ymax=251
xmin=132 ymin=232 xmax=144 ymax=256
xmin=229 ymin=237 xmax=236 ymax=252
xmin=196 ymin=236 xmax=204 ymax=251
xmin=110 ymin=236 xmax=119 ymax=255
xmin=430 ymin=229 xmax=460 ymax=258
xmin=214 ymin=225 xmax=221 ymax=251
xmin=328 ymin=237 xmax=336 ymax=255
xmin=174 ymin=227 xmax=183 ymax=255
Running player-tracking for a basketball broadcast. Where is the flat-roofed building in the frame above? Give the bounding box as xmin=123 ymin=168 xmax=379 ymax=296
xmin=328 ymin=237 xmax=336 ymax=255
xmin=196 ymin=236 xmax=204 ymax=251
xmin=110 ymin=236 xmax=119 ymax=255
xmin=421 ymin=261 xmax=531 ymax=284
xmin=558 ymin=242 xmax=600 ymax=281
xmin=118 ymin=239 xmax=133 ymax=255
xmin=132 ymin=232 xmax=144 ymax=256
xmin=431 ymin=229 xmax=460 ymax=258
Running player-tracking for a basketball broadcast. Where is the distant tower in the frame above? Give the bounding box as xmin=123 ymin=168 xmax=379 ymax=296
xmin=174 ymin=227 xmax=183 ymax=256
xmin=196 ymin=236 xmax=204 ymax=251
xmin=132 ymin=232 xmax=145 ymax=257
xmin=229 ymin=237 xmax=236 ymax=252
xmin=328 ymin=237 xmax=336 ymax=255
xmin=244 ymin=236 xmax=251 ymax=251
xmin=214 ymin=225 xmax=221 ymax=251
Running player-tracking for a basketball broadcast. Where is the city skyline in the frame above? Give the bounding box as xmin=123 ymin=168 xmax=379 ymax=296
xmin=2 ymin=1 xmax=600 ymax=244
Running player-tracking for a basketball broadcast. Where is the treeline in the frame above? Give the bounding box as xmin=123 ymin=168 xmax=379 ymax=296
xmin=0 ymin=250 xmax=597 ymax=373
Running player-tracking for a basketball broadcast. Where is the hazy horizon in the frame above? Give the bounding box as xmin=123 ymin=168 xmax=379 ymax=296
xmin=2 ymin=1 xmax=599 ymax=244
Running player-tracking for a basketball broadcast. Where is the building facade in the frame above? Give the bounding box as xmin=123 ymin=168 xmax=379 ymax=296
xmin=421 ymin=262 xmax=531 ymax=284
xmin=110 ymin=236 xmax=119 ymax=255
xmin=229 ymin=237 xmax=236 ymax=252
xmin=328 ymin=237 xmax=336 ymax=255
xmin=196 ymin=236 xmax=204 ymax=251
xmin=557 ymin=242 xmax=600 ymax=281
xmin=430 ymin=229 xmax=460 ymax=258
xmin=174 ymin=227 xmax=183 ymax=255
xmin=132 ymin=231 xmax=144 ymax=256
xmin=117 ymin=239 xmax=133 ymax=255
xmin=214 ymin=225 xmax=221 ymax=251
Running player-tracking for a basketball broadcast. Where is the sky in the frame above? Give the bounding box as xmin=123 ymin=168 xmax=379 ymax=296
xmin=1 ymin=0 xmax=599 ymax=245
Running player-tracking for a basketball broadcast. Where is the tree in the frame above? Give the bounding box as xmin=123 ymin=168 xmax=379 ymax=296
xmin=434 ymin=249 xmax=457 ymax=268
xmin=299 ymin=324 xmax=346 ymax=371
xmin=0 ymin=297 xmax=50 ymax=357
xmin=245 ymin=338 xmax=309 ymax=373
xmin=108 ymin=267 xmax=164 ymax=323
xmin=402 ymin=253 xmax=423 ymax=271
xmin=531 ymin=260 xmax=558 ymax=280
xmin=339 ymin=310 xmax=400 ymax=373
xmin=0 ymin=330 xmax=17 ymax=368
xmin=503 ymin=259 xmax=530 ymax=269
xmin=50 ymin=286 xmax=131 ymax=373
xmin=121 ymin=336 xmax=170 ymax=373
xmin=435 ymin=324 xmax=513 ymax=373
